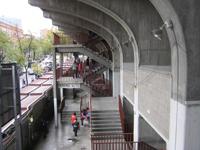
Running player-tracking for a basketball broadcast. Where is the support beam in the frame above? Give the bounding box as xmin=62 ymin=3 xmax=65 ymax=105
xmin=134 ymin=87 xmax=139 ymax=142
xmin=12 ymin=65 xmax=22 ymax=150
xmin=112 ymin=68 xmax=120 ymax=98
xmin=60 ymin=87 xmax=63 ymax=102
xmin=60 ymin=53 xmax=63 ymax=77
xmin=0 ymin=65 xmax=3 ymax=150
xmin=53 ymin=48 xmax=58 ymax=128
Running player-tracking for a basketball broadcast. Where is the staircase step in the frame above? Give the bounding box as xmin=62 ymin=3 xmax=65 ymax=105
xmin=92 ymin=123 xmax=121 ymax=128
xmin=91 ymin=116 xmax=120 ymax=120
xmin=92 ymin=110 xmax=118 ymax=113
xmin=92 ymin=130 xmax=123 ymax=135
xmin=92 ymin=127 xmax=122 ymax=132
xmin=92 ymin=113 xmax=119 ymax=117
xmin=92 ymin=119 xmax=121 ymax=124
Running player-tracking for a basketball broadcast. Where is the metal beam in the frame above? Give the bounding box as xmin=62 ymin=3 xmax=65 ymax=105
xmin=0 ymin=65 xmax=3 ymax=150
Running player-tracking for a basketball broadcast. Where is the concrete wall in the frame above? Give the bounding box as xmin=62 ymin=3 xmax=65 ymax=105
xmin=123 ymin=97 xmax=134 ymax=133
xmin=169 ymin=0 xmax=200 ymax=101
xmin=139 ymin=116 xmax=166 ymax=149
xmin=136 ymin=0 xmax=171 ymax=66
xmin=122 ymin=63 xmax=134 ymax=103
xmin=93 ymin=0 xmax=171 ymax=66
xmin=138 ymin=67 xmax=171 ymax=140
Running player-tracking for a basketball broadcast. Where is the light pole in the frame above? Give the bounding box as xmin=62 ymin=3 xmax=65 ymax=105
xmin=0 ymin=62 xmax=3 ymax=150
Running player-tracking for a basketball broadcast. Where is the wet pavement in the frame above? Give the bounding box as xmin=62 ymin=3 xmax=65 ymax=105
xmin=34 ymin=99 xmax=91 ymax=150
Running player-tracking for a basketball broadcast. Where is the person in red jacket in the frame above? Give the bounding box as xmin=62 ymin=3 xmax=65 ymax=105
xmin=71 ymin=112 xmax=77 ymax=126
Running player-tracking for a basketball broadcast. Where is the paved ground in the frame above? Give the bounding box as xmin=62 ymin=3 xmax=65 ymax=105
xmin=34 ymin=99 xmax=91 ymax=150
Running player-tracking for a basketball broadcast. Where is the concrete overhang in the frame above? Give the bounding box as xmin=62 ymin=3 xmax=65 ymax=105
xmin=29 ymin=0 xmax=131 ymax=63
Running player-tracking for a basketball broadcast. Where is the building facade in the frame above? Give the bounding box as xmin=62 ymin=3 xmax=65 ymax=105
xmin=0 ymin=16 xmax=23 ymax=40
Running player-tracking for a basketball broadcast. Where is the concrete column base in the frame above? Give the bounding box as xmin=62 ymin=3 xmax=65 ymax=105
xmin=168 ymin=99 xmax=200 ymax=150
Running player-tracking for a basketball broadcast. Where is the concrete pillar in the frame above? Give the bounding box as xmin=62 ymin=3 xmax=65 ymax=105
xmin=60 ymin=87 xmax=63 ymax=102
xmin=168 ymin=100 xmax=200 ymax=150
xmin=60 ymin=53 xmax=63 ymax=76
xmin=134 ymin=87 xmax=139 ymax=143
xmin=53 ymin=48 xmax=58 ymax=128
xmin=113 ymin=68 xmax=120 ymax=98
xmin=106 ymin=69 xmax=109 ymax=80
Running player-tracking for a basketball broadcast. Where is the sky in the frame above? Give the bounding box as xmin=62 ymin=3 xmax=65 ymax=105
xmin=0 ymin=0 xmax=52 ymax=36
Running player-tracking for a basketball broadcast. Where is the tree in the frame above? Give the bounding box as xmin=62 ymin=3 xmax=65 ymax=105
xmin=16 ymin=31 xmax=33 ymax=85
xmin=0 ymin=30 xmax=13 ymax=62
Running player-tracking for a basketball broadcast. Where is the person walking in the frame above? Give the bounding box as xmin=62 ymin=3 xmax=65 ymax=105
xmin=80 ymin=110 xmax=85 ymax=126
xmin=78 ymin=61 xmax=83 ymax=78
xmin=73 ymin=119 xmax=80 ymax=136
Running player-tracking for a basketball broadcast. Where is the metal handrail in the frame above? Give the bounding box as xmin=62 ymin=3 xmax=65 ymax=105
xmin=118 ymin=95 xmax=126 ymax=133
xmin=91 ymin=133 xmax=157 ymax=150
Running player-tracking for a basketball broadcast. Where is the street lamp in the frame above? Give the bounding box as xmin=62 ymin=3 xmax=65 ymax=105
xmin=152 ymin=20 xmax=173 ymax=40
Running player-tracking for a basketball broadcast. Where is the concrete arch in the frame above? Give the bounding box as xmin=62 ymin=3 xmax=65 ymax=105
xmin=28 ymin=2 xmax=134 ymax=62
xmin=148 ymin=0 xmax=187 ymax=102
xmin=43 ymin=11 xmax=116 ymax=54
xmin=76 ymin=0 xmax=186 ymax=100
xmin=77 ymin=0 xmax=139 ymax=86
xmin=81 ymin=0 xmax=187 ymax=149
xmin=39 ymin=6 xmax=124 ymax=96
xmin=54 ymin=23 xmax=112 ymax=54
xmin=53 ymin=22 xmax=115 ymax=63
xmin=43 ymin=10 xmax=121 ymax=69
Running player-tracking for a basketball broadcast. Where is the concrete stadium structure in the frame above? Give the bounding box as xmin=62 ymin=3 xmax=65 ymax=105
xmin=28 ymin=0 xmax=200 ymax=150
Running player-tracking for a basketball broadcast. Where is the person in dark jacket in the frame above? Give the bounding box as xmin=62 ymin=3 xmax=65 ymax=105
xmin=73 ymin=119 xmax=80 ymax=136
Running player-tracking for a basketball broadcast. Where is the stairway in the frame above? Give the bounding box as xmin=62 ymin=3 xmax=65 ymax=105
xmin=60 ymin=98 xmax=81 ymax=123
xmin=91 ymin=110 xmax=122 ymax=135
xmin=92 ymin=65 xmax=107 ymax=75
xmin=61 ymin=110 xmax=80 ymax=123
xmin=55 ymin=44 xmax=112 ymax=68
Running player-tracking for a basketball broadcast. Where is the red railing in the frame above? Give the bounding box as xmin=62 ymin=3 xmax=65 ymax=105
xmin=118 ymin=95 xmax=131 ymax=134
xmin=91 ymin=133 xmax=157 ymax=150
xmin=56 ymin=66 xmax=73 ymax=79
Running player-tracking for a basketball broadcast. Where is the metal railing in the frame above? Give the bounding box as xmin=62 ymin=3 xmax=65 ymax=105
xmin=118 ymin=95 xmax=126 ymax=133
xmin=56 ymin=67 xmax=73 ymax=79
xmin=91 ymin=133 xmax=157 ymax=150
xmin=84 ymin=71 xmax=112 ymax=96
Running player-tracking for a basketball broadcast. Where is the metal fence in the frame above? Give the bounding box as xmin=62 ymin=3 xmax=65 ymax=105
xmin=91 ymin=133 xmax=157 ymax=150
